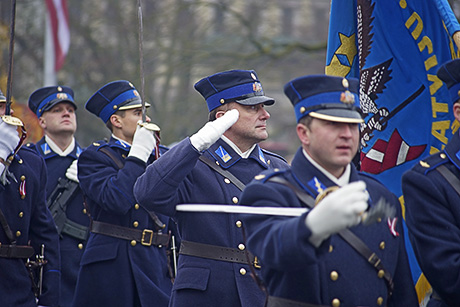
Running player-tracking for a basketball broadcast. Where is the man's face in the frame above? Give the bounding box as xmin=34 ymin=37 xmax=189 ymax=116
xmin=39 ymin=102 xmax=77 ymax=135
xmin=298 ymin=117 xmax=359 ymax=177
xmin=222 ymin=102 xmax=270 ymax=151
xmin=117 ymin=107 xmax=151 ymax=142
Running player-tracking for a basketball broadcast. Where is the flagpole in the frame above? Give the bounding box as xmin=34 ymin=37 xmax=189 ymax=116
xmin=43 ymin=5 xmax=56 ymax=86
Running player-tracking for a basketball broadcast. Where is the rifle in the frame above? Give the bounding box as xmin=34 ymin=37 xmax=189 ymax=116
xmin=47 ymin=177 xmax=88 ymax=240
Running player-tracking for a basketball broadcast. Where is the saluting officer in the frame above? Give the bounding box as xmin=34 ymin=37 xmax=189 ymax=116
xmin=402 ymin=59 xmax=460 ymax=307
xmin=239 ymin=75 xmax=418 ymax=306
xmin=134 ymin=69 xmax=289 ymax=307
xmin=0 ymin=90 xmax=60 ymax=306
xmin=72 ymin=81 xmax=174 ymax=307
xmin=27 ymin=86 xmax=88 ymax=307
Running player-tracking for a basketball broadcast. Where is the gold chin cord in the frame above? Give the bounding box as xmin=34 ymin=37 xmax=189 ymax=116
xmin=0 ymin=115 xmax=27 ymax=185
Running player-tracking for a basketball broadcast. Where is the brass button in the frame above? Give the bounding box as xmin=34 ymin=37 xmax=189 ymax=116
xmin=332 ymin=298 xmax=340 ymax=307
xmin=82 ymin=208 xmax=87 ymax=214
xmin=300 ymin=106 xmax=306 ymax=114
xmin=113 ymin=105 xmax=118 ymax=110
xmin=238 ymin=244 xmax=245 ymax=251
xmin=378 ymin=269 xmax=385 ymax=278
xmin=220 ymin=99 xmax=225 ymax=104
xmin=329 ymin=245 xmax=333 ymax=253
xmin=78 ymin=243 xmax=83 ymax=250
xmin=133 ymin=221 xmax=139 ymax=228
xmin=377 ymin=217 xmax=382 ymax=223
xmin=16 ymin=231 xmax=21 ymax=237
xmin=267 ymin=160 xmax=271 ymax=165
xmin=18 ymin=212 xmax=24 ymax=218
xmin=18 ymin=159 xmax=23 ymax=164
xmin=239 ymin=268 xmax=247 ymax=275
xmin=377 ymin=297 xmax=384 ymax=305
xmin=440 ymin=153 xmax=446 ymax=159
xmin=330 ymin=271 xmax=339 ymax=281
xmin=134 ymin=204 xmax=140 ymax=210
xmin=20 ymin=175 xmax=25 ymax=181
xmin=21 ymin=195 xmax=25 ymax=199
xmin=122 ymin=154 xmax=127 ymax=158
xmin=236 ymin=220 xmax=242 ymax=228
xmin=224 ymin=178 xmax=230 ymax=184
xmin=131 ymin=240 xmax=137 ymax=246
xmin=232 ymin=197 xmax=238 ymax=204
xmin=379 ymin=241 xmax=385 ymax=250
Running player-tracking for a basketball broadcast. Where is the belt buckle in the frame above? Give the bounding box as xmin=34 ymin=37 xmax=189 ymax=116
xmin=368 ymin=253 xmax=381 ymax=267
xmin=141 ymin=229 xmax=153 ymax=246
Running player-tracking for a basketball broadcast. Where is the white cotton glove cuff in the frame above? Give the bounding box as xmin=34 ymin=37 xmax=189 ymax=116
xmin=190 ymin=109 xmax=239 ymax=152
xmin=128 ymin=122 xmax=156 ymax=163
xmin=0 ymin=119 xmax=19 ymax=161
xmin=305 ymin=181 xmax=369 ymax=247
xmin=65 ymin=159 xmax=79 ymax=183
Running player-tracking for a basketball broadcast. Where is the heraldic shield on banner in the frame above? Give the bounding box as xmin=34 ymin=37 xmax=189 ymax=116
xmin=326 ymin=0 xmax=460 ymax=305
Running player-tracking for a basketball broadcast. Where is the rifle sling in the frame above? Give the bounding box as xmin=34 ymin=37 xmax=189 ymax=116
xmin=199 ymin=155 xmax=245 ymax=191
xmin=436 ymin=164 xmax=460 ymax=197
xmin=98 ymin=146 xmax=165 ymax=230
xmin=268 ymin=176 xmax=394 ymax=296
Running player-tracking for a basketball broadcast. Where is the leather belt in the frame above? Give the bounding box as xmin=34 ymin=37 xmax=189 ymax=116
xmin=90 ymin=220 xmax=169 ymax=247
xmin=0 ymin=243 xmax=35 ymax=259
xmin=267 ymin=296 xmax=328 ymax=307
xmin=179 ymin=240 xmax=260 ymax=268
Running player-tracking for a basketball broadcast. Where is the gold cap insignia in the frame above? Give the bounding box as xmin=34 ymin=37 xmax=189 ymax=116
xmin=253 ymin=82 xmax=262 ymax=92
xmin=57 ymin=93 xmax=68 ymax=100
xmin=340 ymin=90 xmax=355 ymax=104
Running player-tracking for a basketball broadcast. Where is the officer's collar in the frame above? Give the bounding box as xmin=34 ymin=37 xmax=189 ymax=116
xmin=111 ymin=134 xmax=131 ymax=148
xmin=39 ymin=136 xmax=81 ymax=159
xmin=206 ymin=138 xmax=268 ymax=169
xmin=221 ymin=135 xmax=256 ymax=159
xmin=302 ymin=149 xmax=350 ymax=186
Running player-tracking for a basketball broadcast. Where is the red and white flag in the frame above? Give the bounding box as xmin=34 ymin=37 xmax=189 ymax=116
xmin=45 ymin=0 xmax=70 ymax=71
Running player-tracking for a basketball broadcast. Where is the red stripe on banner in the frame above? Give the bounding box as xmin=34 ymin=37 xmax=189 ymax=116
xmin=45 ymin=0 xmax=70 ymax=71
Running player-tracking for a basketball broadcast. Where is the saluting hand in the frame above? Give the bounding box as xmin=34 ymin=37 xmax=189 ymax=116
xmin=190 ymin=109 xmax=239 ymax=152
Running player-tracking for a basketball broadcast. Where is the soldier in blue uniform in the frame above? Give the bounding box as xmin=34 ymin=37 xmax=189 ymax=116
xmin=402 ymin=59 xmax=460 ymax=307
xmin=239 ymin=75 xmax=418 ymax=306
xmin=0 ymin=90 xmax=60 ymax=306
xmin=134 ymin=69 xmax=289 ymax=307
xmin=27 ymin=85 xmax=88 ymax=307
xmin=71 ymin=80 xmax=174 ymax=307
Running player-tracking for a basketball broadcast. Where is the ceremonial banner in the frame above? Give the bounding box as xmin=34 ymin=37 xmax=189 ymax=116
xmin=326 ymin=0 xmax=460 ymax=304
xmin=45 ymin=0 xmax=70 ymax=71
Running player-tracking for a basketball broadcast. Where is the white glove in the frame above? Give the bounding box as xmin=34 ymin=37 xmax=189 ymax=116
xmin=305 ymin=181 xmax=369 ymax=247
xmin=190 ymin=109 xmax=239 ymax=152
xmin=0 ymin=119 xmax=20 ymax=175
xmin=128 ymin=121 xmax=156 ymax=163
xmin=65 ymin=159 xmax=79 ymax=183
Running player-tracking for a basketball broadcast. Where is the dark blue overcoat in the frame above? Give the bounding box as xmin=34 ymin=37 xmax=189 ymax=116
xmin=0 ymin=146 xmax=60 ymax=307
xmin=402 ymin=131 xmax=460 ymax=307
xmin=239 ymin=148 xmax=418 ymax=306
xmin=28 ymin=137 xmax=88 ymax=307
xmin=134 ymin=138 xmax=288 ymax=307
xmin=72 ymin=137 xmax=173 ymax=307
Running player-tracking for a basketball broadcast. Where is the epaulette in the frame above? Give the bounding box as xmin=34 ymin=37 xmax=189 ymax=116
xmin=411 ymin=151 xmax=449 ymax=175
xmin=260 ymin=148 xmax=287 ymax=163
xmin=253 ymin=167 xmax=288 ymax=183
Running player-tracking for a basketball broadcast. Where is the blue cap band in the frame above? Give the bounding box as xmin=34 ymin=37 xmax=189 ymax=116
xmin=99 ymin=90 xmax=139 ymax=122
xmin=206 ymin=83 xmax=260 ymax=111
xmin=294 ymin=91 xmax=359 ymax=121
xmin=36 ymin=93 xmax=75 ymax=117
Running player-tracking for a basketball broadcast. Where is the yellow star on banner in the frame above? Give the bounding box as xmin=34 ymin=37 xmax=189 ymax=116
xmin=325 ymin=33 xmax=357 ymax=77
